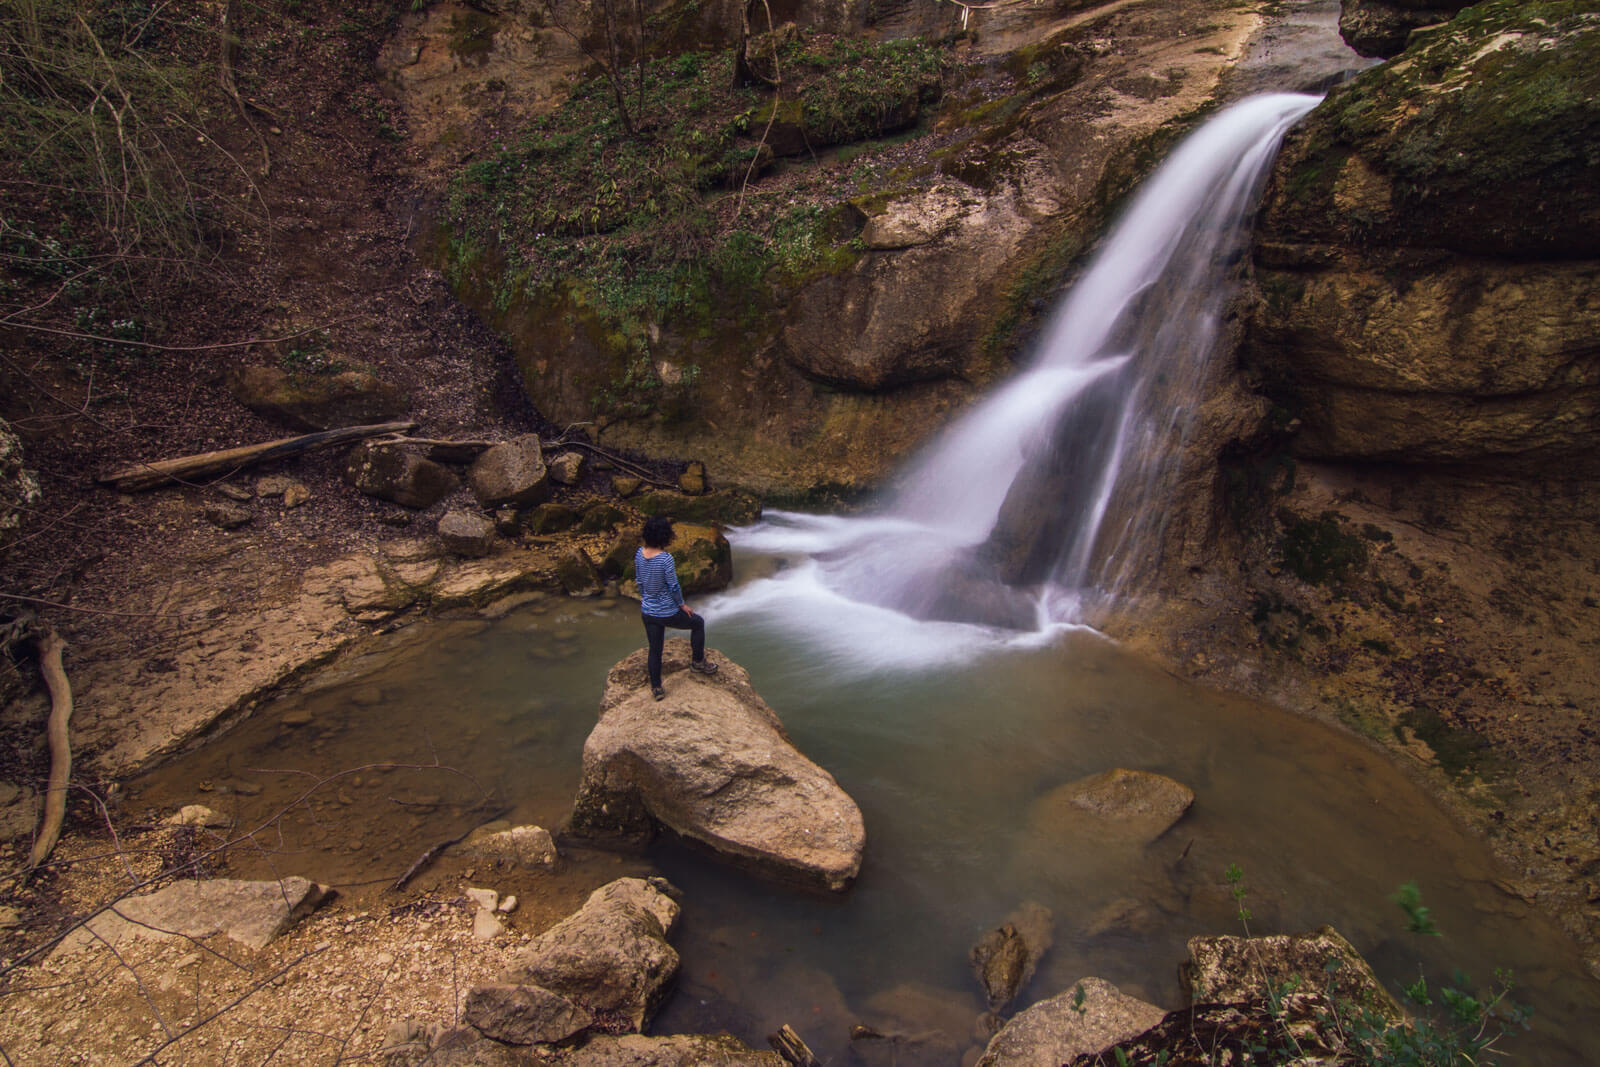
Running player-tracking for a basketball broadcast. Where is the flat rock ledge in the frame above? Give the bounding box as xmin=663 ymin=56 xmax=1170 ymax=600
xmin=976 ymin=977 xmax=1166 ymax=1067
xmin=55 ymin=877 xmax=332 ymax=955
xmin=565 ymin=643 xmax=865 ymax=893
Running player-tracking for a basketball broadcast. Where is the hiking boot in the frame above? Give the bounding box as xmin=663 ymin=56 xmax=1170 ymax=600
xmin=652 ymin=686 xmax=666 ymax=701
xmin=689 ymin=659 xmax=718 ymax=675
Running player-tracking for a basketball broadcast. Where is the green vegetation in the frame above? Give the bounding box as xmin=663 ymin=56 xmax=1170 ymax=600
xmin=1207 ymin=872 xmax=1530 ymax=1065
xmin=440 ymin=31 xmax=948 ymax=418
xmin=1278 ymin=509 xmax=1369 ymax=586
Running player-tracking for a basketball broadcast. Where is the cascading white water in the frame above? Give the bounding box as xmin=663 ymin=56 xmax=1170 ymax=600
xmin=710 ymin=93 xmax=1320 ymax=674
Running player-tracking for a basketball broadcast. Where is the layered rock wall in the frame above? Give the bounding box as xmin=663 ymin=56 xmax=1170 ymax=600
xmin=1244 ymin=0 xmax=1600 ymax=468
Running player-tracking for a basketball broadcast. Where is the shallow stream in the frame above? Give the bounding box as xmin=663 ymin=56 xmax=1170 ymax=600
xmin=133 ymin=538 xmax=1600 ymax=1065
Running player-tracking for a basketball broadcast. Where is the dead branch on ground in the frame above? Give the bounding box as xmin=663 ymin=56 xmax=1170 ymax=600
xmin=26 ymin=624 xmax=72 ymax=872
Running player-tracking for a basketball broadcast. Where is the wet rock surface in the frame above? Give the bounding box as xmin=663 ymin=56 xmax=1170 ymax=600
xmin=1248 ymin=0 xmax=1600 ymax=467
xmin=976 ymin=977 xmax=1166 ymax=1067
xmin=567 ymin=645 xmax=865 ymax=892
xmin=1027 ymin=768 xmax=1196 ymax=848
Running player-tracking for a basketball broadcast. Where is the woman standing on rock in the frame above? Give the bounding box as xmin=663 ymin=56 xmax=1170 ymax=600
xmin=637 ymin=516 xmax=718 ymax=701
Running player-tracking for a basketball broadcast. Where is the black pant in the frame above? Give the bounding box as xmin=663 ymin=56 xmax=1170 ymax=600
xmin=642 ymin=609 xmax=705 ymax=689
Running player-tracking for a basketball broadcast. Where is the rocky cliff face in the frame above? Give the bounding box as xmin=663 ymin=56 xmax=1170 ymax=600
xmin=1244 ymin=0 xmax=1600 ymax=468
xmin=1164 ymin=0 xmax=1600 ymax=971
xmin=389 ymin=0 xmax=1355 ymax=495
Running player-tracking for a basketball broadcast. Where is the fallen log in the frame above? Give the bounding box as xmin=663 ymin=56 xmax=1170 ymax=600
xmin=97 ymin=420 xmax=418 ymax=492
xmin=27 ymin=625 xmax=72 ymax=872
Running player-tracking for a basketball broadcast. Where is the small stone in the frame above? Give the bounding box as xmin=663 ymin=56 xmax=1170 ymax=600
xmin=438 ymin=509 xmax=496 ymax=558
xmin=203 ymin=503 xmax=252 ymax=529
xmin=498 ymin=895 xmax=518 ymax=914
xmin=547 ymin=451 xmax=584 ymax=485
xmin=283 ymin=482 xmax=311 ymax=507
xmin=215 ymin=483 xmax=253 ymax=502
xmin=165 ymin=805 xmax=231 ymax=829
xmin=611 ymin=475 xmax=641 ymax=497
xmin=256 ymin=474 xmax=297 ymax=497
xmin=281 ymin=710 xmax=314 ymax=727
xmin=472 ymin=908 xmax=505 ymax=942
xmin=465 ymin=887 xmax=499 ymax=911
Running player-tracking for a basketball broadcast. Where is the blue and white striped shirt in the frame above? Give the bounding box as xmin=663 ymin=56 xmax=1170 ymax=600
xmin=635 ymin=548 xmax=684 ymax=618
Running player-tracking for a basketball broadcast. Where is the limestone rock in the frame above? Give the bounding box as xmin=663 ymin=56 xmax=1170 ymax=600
xmin=497 ymin=877 xmax=681 ymax=1035
xmin=633 ymin=490 xmax=762 ymax=526
xmin=567 ymin=646 xmax=865 ymax=891
xmin=165 ymin=804 xmax=231 ymax=829
xmin=456 ymin=823 xmax=559 ymax=869
xmin=228 ymin=363 xmax=406 ymax=431
xmin=1248 ymin=0 xmax=1600 ymax=468
xmin=439 ymin=509 xmax=496 ymax=558
xmin=1338 ymin=0 xmax=1472 ymax=58
xmin=548 ymin=450 xmax=585 ymax=485
xmin=56 ymin=877 xmax=332 ymax=954
xmin=469 ymin=435 xmax=551 ymax=508
xmin=283 ymin=482 xmax=311 ymax=507
xmin=976 ymin=977 xmax=1165 ymax=1067
xmin=344 ymin=441 xmax=458 ymax=508
xmin=861 ymin=182 xmax=968 ymax=249
xmin=971 ymin=901 xmax=1054 ymax=1012
xmin=1183 ymin=926 xmax=1401 ymax=1021
xmin=203 ymin=502 xmax=253 ymax=529
xmin=463 ymin=982 xmax=593 ymax=1044
xmin=611 ymin=475 xmax=641 ymax=497
xmin=1027 ymin=768 xmax=1194 ymax=847
xmin=676 ymin=461 xmax=706 ymax=494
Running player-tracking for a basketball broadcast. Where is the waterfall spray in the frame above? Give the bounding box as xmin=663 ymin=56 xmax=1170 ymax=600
xmin=713 ymin=93 xmax=1321 ymax=672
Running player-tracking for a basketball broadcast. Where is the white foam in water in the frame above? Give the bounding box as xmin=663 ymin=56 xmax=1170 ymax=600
xmin=709 ymin=94 xmax=1321 ymax=675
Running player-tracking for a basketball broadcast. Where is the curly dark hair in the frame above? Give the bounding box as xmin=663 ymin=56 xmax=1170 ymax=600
xmin=641 ymin=515 xmax=674 ymax=549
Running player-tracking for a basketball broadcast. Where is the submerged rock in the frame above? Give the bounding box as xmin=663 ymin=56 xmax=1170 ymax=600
xmin=455 ymin=823 xmax=559 ymax=869
xmin=1027 ymin=768 xmax=1195 ymax=848
xmin=567 ymin=644 xmax=865 ymax=891
xmin=971 ymin=901 xmax=1055 ymax=1013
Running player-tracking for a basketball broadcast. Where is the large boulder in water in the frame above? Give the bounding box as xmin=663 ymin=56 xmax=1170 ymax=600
xmin=1246 ymin=0 xmax=1600 ymax=469
xmin=566 ymin=643 xmax=865 ymax=892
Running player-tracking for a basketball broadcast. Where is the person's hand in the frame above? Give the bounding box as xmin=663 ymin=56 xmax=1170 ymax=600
xmin=682 ymin=605 xmax=695 ymax=616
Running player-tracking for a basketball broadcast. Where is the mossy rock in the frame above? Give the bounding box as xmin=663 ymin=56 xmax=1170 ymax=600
xmin=614 ymin=523 xmax=732 ymax=594
xmin=634 ymin=490 xmax=762 ymax=526
xmin=526 ymin=503 xmax=580 ymax=535
xmin=579 ymin=503 xmax=628 ymax=533
xmin=1264 ymin=0 xmax=1600 ymax=257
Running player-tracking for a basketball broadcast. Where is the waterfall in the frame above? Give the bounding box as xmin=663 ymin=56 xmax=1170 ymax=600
xmin=712 ymin=94 xmax=1321 ymax=674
